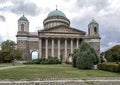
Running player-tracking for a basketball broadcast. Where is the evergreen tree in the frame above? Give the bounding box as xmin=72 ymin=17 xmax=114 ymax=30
xmin=75 ymin=41 xmax=99 ymax=69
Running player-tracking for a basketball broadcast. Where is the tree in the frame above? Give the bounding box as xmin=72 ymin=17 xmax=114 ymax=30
xmin=15 ymin=49 xmax=22 ymax=60
xmin=72 ymin=49 xmax=78 ymax=67
xmin=0 ymin=40 xmax=22 ymax=63
xmin=73 ymin=41 xmax=99 ymax=69
xmin=104 ymin=45 xmax=120 ymax=62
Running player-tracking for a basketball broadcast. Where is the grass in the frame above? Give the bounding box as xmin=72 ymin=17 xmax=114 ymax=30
xmin=0 ymin=64 xmax=120 ymax=80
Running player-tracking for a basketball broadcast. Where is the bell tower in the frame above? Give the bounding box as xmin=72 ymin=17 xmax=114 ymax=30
xmin=16 ymin=15 xmax=30 ymax=60
xmin=18 ymin=15 xmax=29 ymax=33
xmin=88 ymin=19 xmax=99 ymax=36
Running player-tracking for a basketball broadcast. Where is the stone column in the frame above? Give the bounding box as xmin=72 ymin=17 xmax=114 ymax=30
xmin=65 ymin=38 xmax=67 ymax=61
xmin=52 ymin=38 xmax=54 ymax=57
xmin=58 ymin=38 xmax=60 ymax=59
xmin=45 ymin=38 xmax=48 ymax=59
xmin=39 ymin=38 xmax=42 ymax=58
xmin=76 ymin=38 xmax=79 ymax=49
xmin=71 ymin=39 xmax=73 ymax=53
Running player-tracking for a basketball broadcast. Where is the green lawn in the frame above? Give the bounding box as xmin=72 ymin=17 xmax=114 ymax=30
xmin=0 ymin=63 xmax=21 ymax=67
xmin=0 ymin=64 xmax=120 ymax=80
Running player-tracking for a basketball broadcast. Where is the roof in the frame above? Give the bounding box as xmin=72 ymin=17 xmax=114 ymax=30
xmin=47 ymin=9 xmax=66 ymax=18
xmin=39 ymin=25 xmax=86 ymax=35
xmin=89 ymin=19 xmax=98 ymax=25
xmin=18 ymin=15 xmax=28 ymax=21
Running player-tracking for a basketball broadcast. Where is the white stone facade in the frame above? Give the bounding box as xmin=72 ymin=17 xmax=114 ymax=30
xmin=16 ymin=10 xmax=100 ymax=61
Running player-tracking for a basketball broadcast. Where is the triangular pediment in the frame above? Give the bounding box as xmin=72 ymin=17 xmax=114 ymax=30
xmin=40 ymin=25 xmax=86 ymax=35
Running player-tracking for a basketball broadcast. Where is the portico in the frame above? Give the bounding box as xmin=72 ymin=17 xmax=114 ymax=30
xmin=38 ymin=36 xmax=82 ymax=61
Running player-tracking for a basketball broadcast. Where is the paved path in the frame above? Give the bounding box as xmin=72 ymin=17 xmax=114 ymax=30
xmin=0 ymin=65 xmax=25 ymax=70
xmin=0 ymin=79 xmax=120 ymax=85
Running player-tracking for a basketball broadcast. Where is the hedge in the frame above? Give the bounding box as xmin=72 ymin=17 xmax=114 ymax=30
xmin=23 ymin=57 xmax=61 ymax=64
xmin=98 ymin=62 xmax=120 ymax=72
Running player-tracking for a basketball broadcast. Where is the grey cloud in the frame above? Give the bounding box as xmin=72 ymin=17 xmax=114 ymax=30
xmin=0 ymin=15 xmax=6 ymax=22
xmin=71 ymin=13 xmax=120 ymax=52
xmin=0 ymin=0 xmax=9 ymax=3
xmin=76 ymin=0 xmax=109 ymax=11
xmin=11 ymin=0 xmax=40 ymax=16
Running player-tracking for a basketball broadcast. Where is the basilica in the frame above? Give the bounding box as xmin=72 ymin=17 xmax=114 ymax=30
xmin=16 ymin=9 xmax=100 ymax=61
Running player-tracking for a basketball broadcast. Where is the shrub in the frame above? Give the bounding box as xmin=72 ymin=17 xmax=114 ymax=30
xmin=98 ymin=62 xmax=119 ymax=72
xmin=118 ymin=63 xmax=120 ymax=72
xmin=40 ymin=57 xmax=61 ymax=64
xmin=24 ymin=57 xmax=61 ymax=64
xmin=72 ymin=49 xmax=78 ymax=67
xmin=74 ymin=41 xmax=99 ymax=69
xmin=65 ymin=61 xmax=72 ymax=64
xmin=23 ymin=59 xmax=40 ymax=64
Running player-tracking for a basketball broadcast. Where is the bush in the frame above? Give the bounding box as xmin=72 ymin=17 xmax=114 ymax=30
xmin=72 ymin=49 xmax=78 ymax=67
xmin=23 ymin=59 xmax=40 ymax=64
xmin=118 ymin=63 xmax=120 ymax=72
xmin=98 ymin=62 xmax=119 ymax=72
xmin=65 ymin=61 xmax=72 ymax=64
xmin=40 ymin=57 xmax=61 ymax=64
xmin=24 ymin=57 xmax=61 ymax=64
xmin=74 ymin=41 xmax=99 ymax=69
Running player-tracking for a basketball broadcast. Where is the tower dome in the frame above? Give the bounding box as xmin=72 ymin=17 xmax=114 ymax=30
xmin=18 ymin=15 xmax=28 ymax=21
xmin=43 ymin=9 xmax=70 ymax=29
xmin=89 ymin=19 xmax=98 ymax=25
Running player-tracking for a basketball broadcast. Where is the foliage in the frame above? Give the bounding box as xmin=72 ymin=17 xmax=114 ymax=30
xmin=65 ymin=61 xmax=72 ymax=64
xmin=24 ymin=57 xmax=61 ymax=64
xmin=23 ymin=59 xmax=40 ymax=64
xmin=104 ymin=45 xmax=120 ymax=62
xmin=73 ymin=41 xmax=99 ymax=69
xmin=118 ymin=63 xmax=120 ymax=72
xmin=0 ymin=40 xmax=22 ymax=63
xmin=15 ymin=49 xmax=22 ymax=60
xmin=40 ymin=57 xmax=61 ymax=64
xmin=98 ymin=62 xmax=120 ymax=72
xmin=72 ymin=49 xmax=78 ymax=67
xmin=100 ymin=52 xmax=106 ymax=63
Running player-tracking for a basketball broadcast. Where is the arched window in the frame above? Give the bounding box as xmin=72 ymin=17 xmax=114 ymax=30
xmin=94 ymin=27 xmax=97 ymax=34
xmin=21 ymin=24 xmax=24 ymax=31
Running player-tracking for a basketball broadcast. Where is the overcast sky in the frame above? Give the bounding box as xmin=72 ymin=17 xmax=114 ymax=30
xmin=0 ymin=0 xmax=120 ymax=52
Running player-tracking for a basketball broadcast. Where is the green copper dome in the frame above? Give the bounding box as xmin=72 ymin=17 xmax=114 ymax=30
xmin=18 ymin=15 xmax=28 ymax=21
xmin=89 ymin=19 xmax=98 ymax=25
xmin=48 ymin=9 xmax=66 ymax=18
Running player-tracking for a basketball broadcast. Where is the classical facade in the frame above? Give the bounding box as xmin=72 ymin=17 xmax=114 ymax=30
xmin=16 ymin=9 xmax=100 ymax=61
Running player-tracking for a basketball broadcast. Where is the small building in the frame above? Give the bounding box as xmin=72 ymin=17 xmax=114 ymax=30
xmin=16 ymin=9 xmax=100 ymax=61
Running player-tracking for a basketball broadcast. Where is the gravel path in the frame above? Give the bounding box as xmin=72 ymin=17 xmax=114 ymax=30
xmin=0 ymin=79 xmax=120 ymax=85
xmin=0 ymin=65 xmax=25 ymax=70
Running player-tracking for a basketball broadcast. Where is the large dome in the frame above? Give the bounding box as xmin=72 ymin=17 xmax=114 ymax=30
xmin=47 ymin=9 xmax=66 ymax=18
xmin=43 ymin=9 xmax=70 ymax=29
